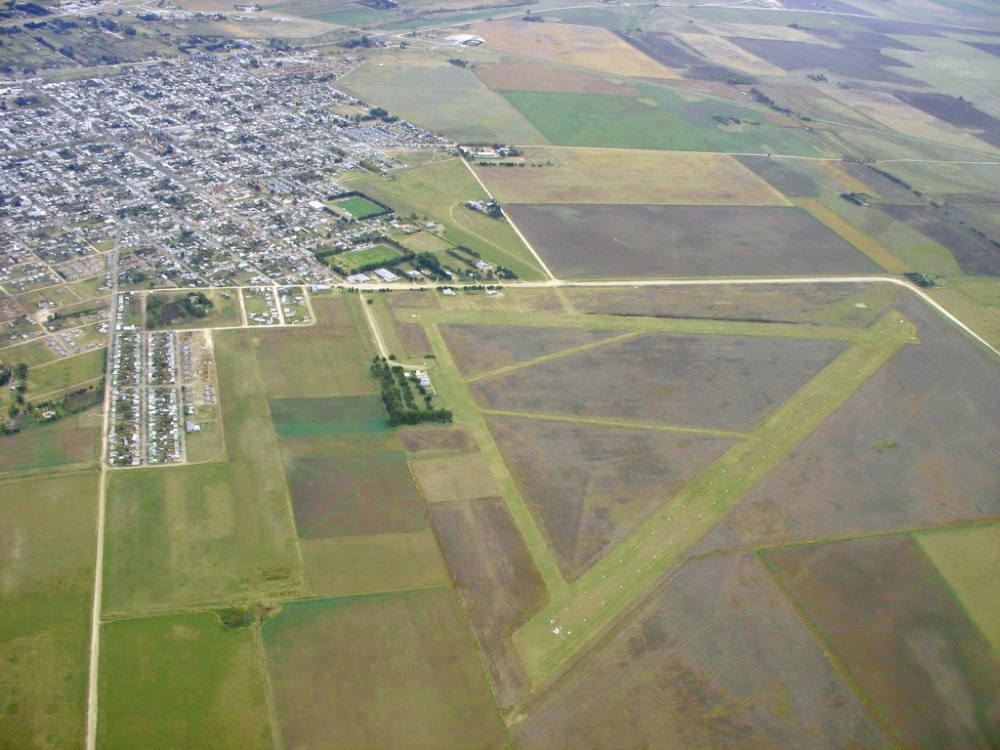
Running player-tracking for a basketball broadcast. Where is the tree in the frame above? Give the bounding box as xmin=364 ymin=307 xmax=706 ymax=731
xmin=13 ymin=362 xmax=27 ymax=381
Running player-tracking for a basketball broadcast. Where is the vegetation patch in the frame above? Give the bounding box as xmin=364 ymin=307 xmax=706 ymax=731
xmin=270 ymin=396 xmax=388 ymax=436
xmin=764 ymin=536 xmax=1000 ymax=748
xmin=370 ymin=356 xmax=452 ymax=426
xmin=286 ymin=451 xmax=425 ymax=539
xmin=332 ymin=191 xmax=392 ymax=220
xmin=146 ymin=291 xmax=214 ymax=328
xmin=262 ymin=589 xmax=508 ymax=750
xmin=409 ymin=452 xmax=498 ymax=504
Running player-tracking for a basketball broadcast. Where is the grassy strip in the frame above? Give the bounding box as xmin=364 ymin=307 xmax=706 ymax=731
xmin=798 ymin=198 xmax=910 ymax=274
xmin=480 ymin=409 xmax=747 ymax=440
xmin=511 ymin=311 xmax=918 ymax=687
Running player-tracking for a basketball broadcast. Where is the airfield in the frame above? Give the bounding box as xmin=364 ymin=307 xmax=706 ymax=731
xmin=2 ymin=0 xmax=1000 ymax=747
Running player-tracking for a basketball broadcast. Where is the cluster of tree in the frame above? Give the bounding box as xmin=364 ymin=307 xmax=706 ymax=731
xmin=748 ymin=87 xmax=795 ymax=116
xmin=840 ymin=192 xmax=871 ymax=207
xmin=904 ymin=272 xmax=936 ymax=288
xmin=0 ymin=362 xmax=26 ymax=388
xmin=448 ymin=58 xmax=469 ymax=68
xmin=147 ymin=291 xmax=214 ymax=327
xmin=865 ymin=165 xmax=921 ymax=196
xmin=370 ymin=356 xmax=452 ymax=426
xmin=475 ymin=161 xmax=526 ymax=167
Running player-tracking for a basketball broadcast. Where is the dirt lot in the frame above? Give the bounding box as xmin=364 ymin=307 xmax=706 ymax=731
xmin=504 ymin=204 xmax=879 ymax=279
xmin=263 ymin=589 xmax=508 ymax=750
xmin=286 ymin=452 xmax=425 ymax=538
xmin=428 ymin=497 xmax=547 ymax=712
xmin=727 ymin=38 xmax=924 ymax=85
xmin=474 ymin=149 xmax=791 ymax=206
xmin=440 ymin=323 xmax=620 ymax=377
xmin=474 ymin=59 xmax=640 ymax=96
xmin=472 ymin=332 xmax=849 ymax=432
xmin=764 ymin=536 xmax=1000 ymax=748
xmin=486 ymin=415 xmax=733 ymax=579
xmin=473 ymin=19 xmax=680 ymax=79
xmin=694 ymin=298 xmax=1000 ymax=554
xmin=512 ymin=552 xmax=890 ymax=749
xmin=881 ymin=203 xmax=1000 ymax=275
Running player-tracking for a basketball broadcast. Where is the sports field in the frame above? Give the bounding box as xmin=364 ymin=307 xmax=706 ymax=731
xmin=335 ymin=195 xmax=387 ymax=219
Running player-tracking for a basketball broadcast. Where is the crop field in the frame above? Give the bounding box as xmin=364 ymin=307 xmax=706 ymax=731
xmin=410 ymin=452 xmax=499 ymax=504
xmin=764 ymin=536 xmax=1000 ymax=748
xmin=486 ymin=415 xmax=734 ymax=579
xmin=512 ymin=552 xmax=889 ymax=749
xmin=0 ymin=471 xmax=98 ymax=750
xmin=262 ymin=590 xmax=509 ymax=750
xmin=503 ymin=204 xmax=879 ymax=279
xmin=734 ymin=155 xmax=823 ymax=197
xmin=98 ymin=613 xmax=272 ymax=750
xmin=269 ymin=395 xmax=387 ymax=436
xmin=880 ymin=203 xmax=1000 ymax=275
xmin=694 ymin=299 xmax=1000 ymax=555
xmin=563 ymin=282 xmax=905 ymax=328
xmin=0 ymin=409 xmax=101 ymax=475
xmin=674 ymin=32 xmax=787 ymax=76
xmin=470 ymin=332 xmax=850 ymax=432
xmin=474 ymin=59 xmax=641 ymax=96
xmin=300 ymin=530 xmax=450 ymax=598
xmin=440 ymin=323 xmax=622 ymax=378
xmin=286 ymin=451 xmax=424 ymax=538
xmin=398 ymin=424 xmax=477 ymax=455
xmin=501 ymin=87 xmax=819 ymax=154
xmin=429 ymin=497 xmax=547 ymax=711
xmin=473 ymin=20 xmax=680 ymax=79
xmin=337 ymin=55 xmax=547 ymax=145
xmin=472 ymin=148 xmax=791 ymax=206
xmin=917 ymin=522 xmax=1000 ymax=651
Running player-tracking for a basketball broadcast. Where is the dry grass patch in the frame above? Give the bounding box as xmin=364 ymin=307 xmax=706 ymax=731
xmin=398 ymin=424 xmax=477 ymax=455
xmin=474 ymin=20 xmax=680 ymax=79
xmin=676 ymin=33 xmax=786 ymax=76
xmin=474 ymin=148 xmax=791 ymax=206
xmin=474 ymin=59 xmax=640 ymax=96
xmin=410 ymin=452 xmax=499 ymax=503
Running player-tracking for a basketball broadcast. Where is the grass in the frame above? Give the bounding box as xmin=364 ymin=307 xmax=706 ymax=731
xmin=797 ymin=198 xmax=910 ymax=273
xmin=345 ymin=158 xmax=545 ymax=280
xmin=508 ymin=312 xmax=917 ymax=687
xmin=98 ymin=612 xmax=273 ymax=750
xmin=0 ymin=471 xmax=98 ymax=750
xmin=336 ymin=195 xmax=386 ymax=219
xmin=917 ymin=522 xmax=1000 ymax=652
xmin=0 ymin=408 xmax=101 ymax=476
xmin=27 ymin=348 xmax=105 ymax=399
xmin=340 ymin=244 xmax=400 ymax=270
xmin=144 ymin=289 xmax=242 ymax=331
xmin=269 ymin=396 xmax=387 ymax=436
xmin=262 ymin=589 xmax=509 ymax=750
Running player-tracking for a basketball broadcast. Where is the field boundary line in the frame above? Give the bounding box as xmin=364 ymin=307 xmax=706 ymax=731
xmin=480 ymin=409 xmax=748 ymax=440
xmin=465 ymin=331 xmax=641 ymax=383
xmin=252 ymin=622 xmax=285 ymax=750
xmin=756 ymin=551 xmax=904 ymax=749
xmin=797 ymin=199 xmax=910 ymax=274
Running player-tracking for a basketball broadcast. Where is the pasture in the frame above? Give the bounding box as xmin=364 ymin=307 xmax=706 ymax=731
xmin=764 ymin=536 xmax=1000 ymax=748
xmin=270 ymin=396 xmax=387 ymax=436
xmin=410 ymin=452 xmax=499 ymax=504
xmin=285 ymin=451 xmax=424 ymax=538
xmin=26 ymin=348 xmax=105 ymax=399
xmin=429 ymin=497 xmax=548 ymax=711
xmin=0 ymin=409 xmax=101 ymax=475
xmin=0 ymin=471 xmax=98 ymax=750
xmin=262 ymin=590 xmax=509 ymax=750
xmin=513 ymin=552 xmax=889 ymax=749
xmin=469 ymin=332 xmax=850 ymax=432
xmin=98 ymin=612 xmax=272 ymax=750
xmin=472 ymin=148 xmax=791 ymax=206
xmin=504 ymin=204 xmax=879 ymax=279
xmin=474 ymin=59 xmax=641 ymax=96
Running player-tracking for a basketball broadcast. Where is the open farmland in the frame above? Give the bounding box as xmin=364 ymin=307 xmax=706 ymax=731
xmin=286 ymin=451 xmax=424 ymax=538
xmin=486 ymin=415 xmax=734 ymax=579
xmin=262 ymin=590 xmax=509 ymax=750
xmin=469 ymin=331 xmax=851 ymax=432
xmin=473 ymin=20 xmax=680 ymax=79
xmin=0 ymin=471 xmax=98 ymax=749
xmin=98 ymin=612 xmax=272 ymax=750
xmin=0 ymin=409 xmax=101 ymax=475
xmin=440 ymin=323 xmax=622 ymax=378
xmin=473 ymin=149 xmax=791 ymax=206
xmin=398 ymin=423 xmax=478 ymax=455
xmin=410 ymin=452 xmax=499 ymax=504
xmin=880 ymin=203 xmax=1000 ymax=275
xmin=474 ymin=59 xmax=641 ymax=97
xmin=269 ymin=396 xmax=387 ymax=436
xmin=512 ymin=552 xmax=890 ymax=749
xmin=429 ymin=497 xmax=547 ymax=712
xmin=764 ymin=536 xmax=1000 ymax=748
xmin=693 ymin=299 xmax=1000 ymax=555
xmin=504 ymin=204 xmax=879 ymax=279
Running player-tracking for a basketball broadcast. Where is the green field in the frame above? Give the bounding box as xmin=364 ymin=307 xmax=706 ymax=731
xmin=0 ymin=409 xmax=101 ymax=476
xmin=270 ymin=396 xmax=387 ymax=436
xmin=340 ymin=244 xmax=400 ymax=269
xmin=98 ymin=612 xmax=272 ymax=750
xmin=502 ymin=84 xmax=822 ymax=156
xmin=0 ymin=471 xmax=98 ymax=749
xmin=336 ymin=195 xmax=387 ymax=219
xmin=27 ymin=348 xmax=106 ymax=398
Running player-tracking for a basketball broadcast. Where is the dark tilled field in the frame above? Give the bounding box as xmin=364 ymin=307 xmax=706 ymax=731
xmin=614 ymin=31 xmax=745 ymax=83
xmin=892 ymin=92 xmax=1000 ymax=149
xmin=440 ymin=324 xmax=620 ymax=377
xmin=726 ymin=38 xmax=924 ymax=85
xmin=398 ymin=424 xmax=477 ymax=455
xmin=472 ymin=332 xmax=849 ymax=432
xmin=808 ymin=28 xmax=920 ymax=51
xmin=734 ymin=155 xmax=821 ymax=197
xmin=779 ymin=0 xmax=872 ymax=15
xmin=504 ymin=204 xmax=879 ymax=279
xmin=512 ymin=552 xmax=891 ymax=749
xmin=881 ymin=203 xmax=1000 ymax=275
xmin=287 ymin=452 xmax=425 ymax=538
xmin=966 ymin=41 xmax=1000 ymax=59
xmin=428 ymin=497 xmax=546 ymax=712
xmin=395 ymin=321 xmax=433 ymax=361
xmin=764 ymin=536 xmax=1000 ymax=748
xmin=693 ymin=298 xmax=1000 ymax=554
xmin=485 ymin=415 xmax=734 ymax=580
